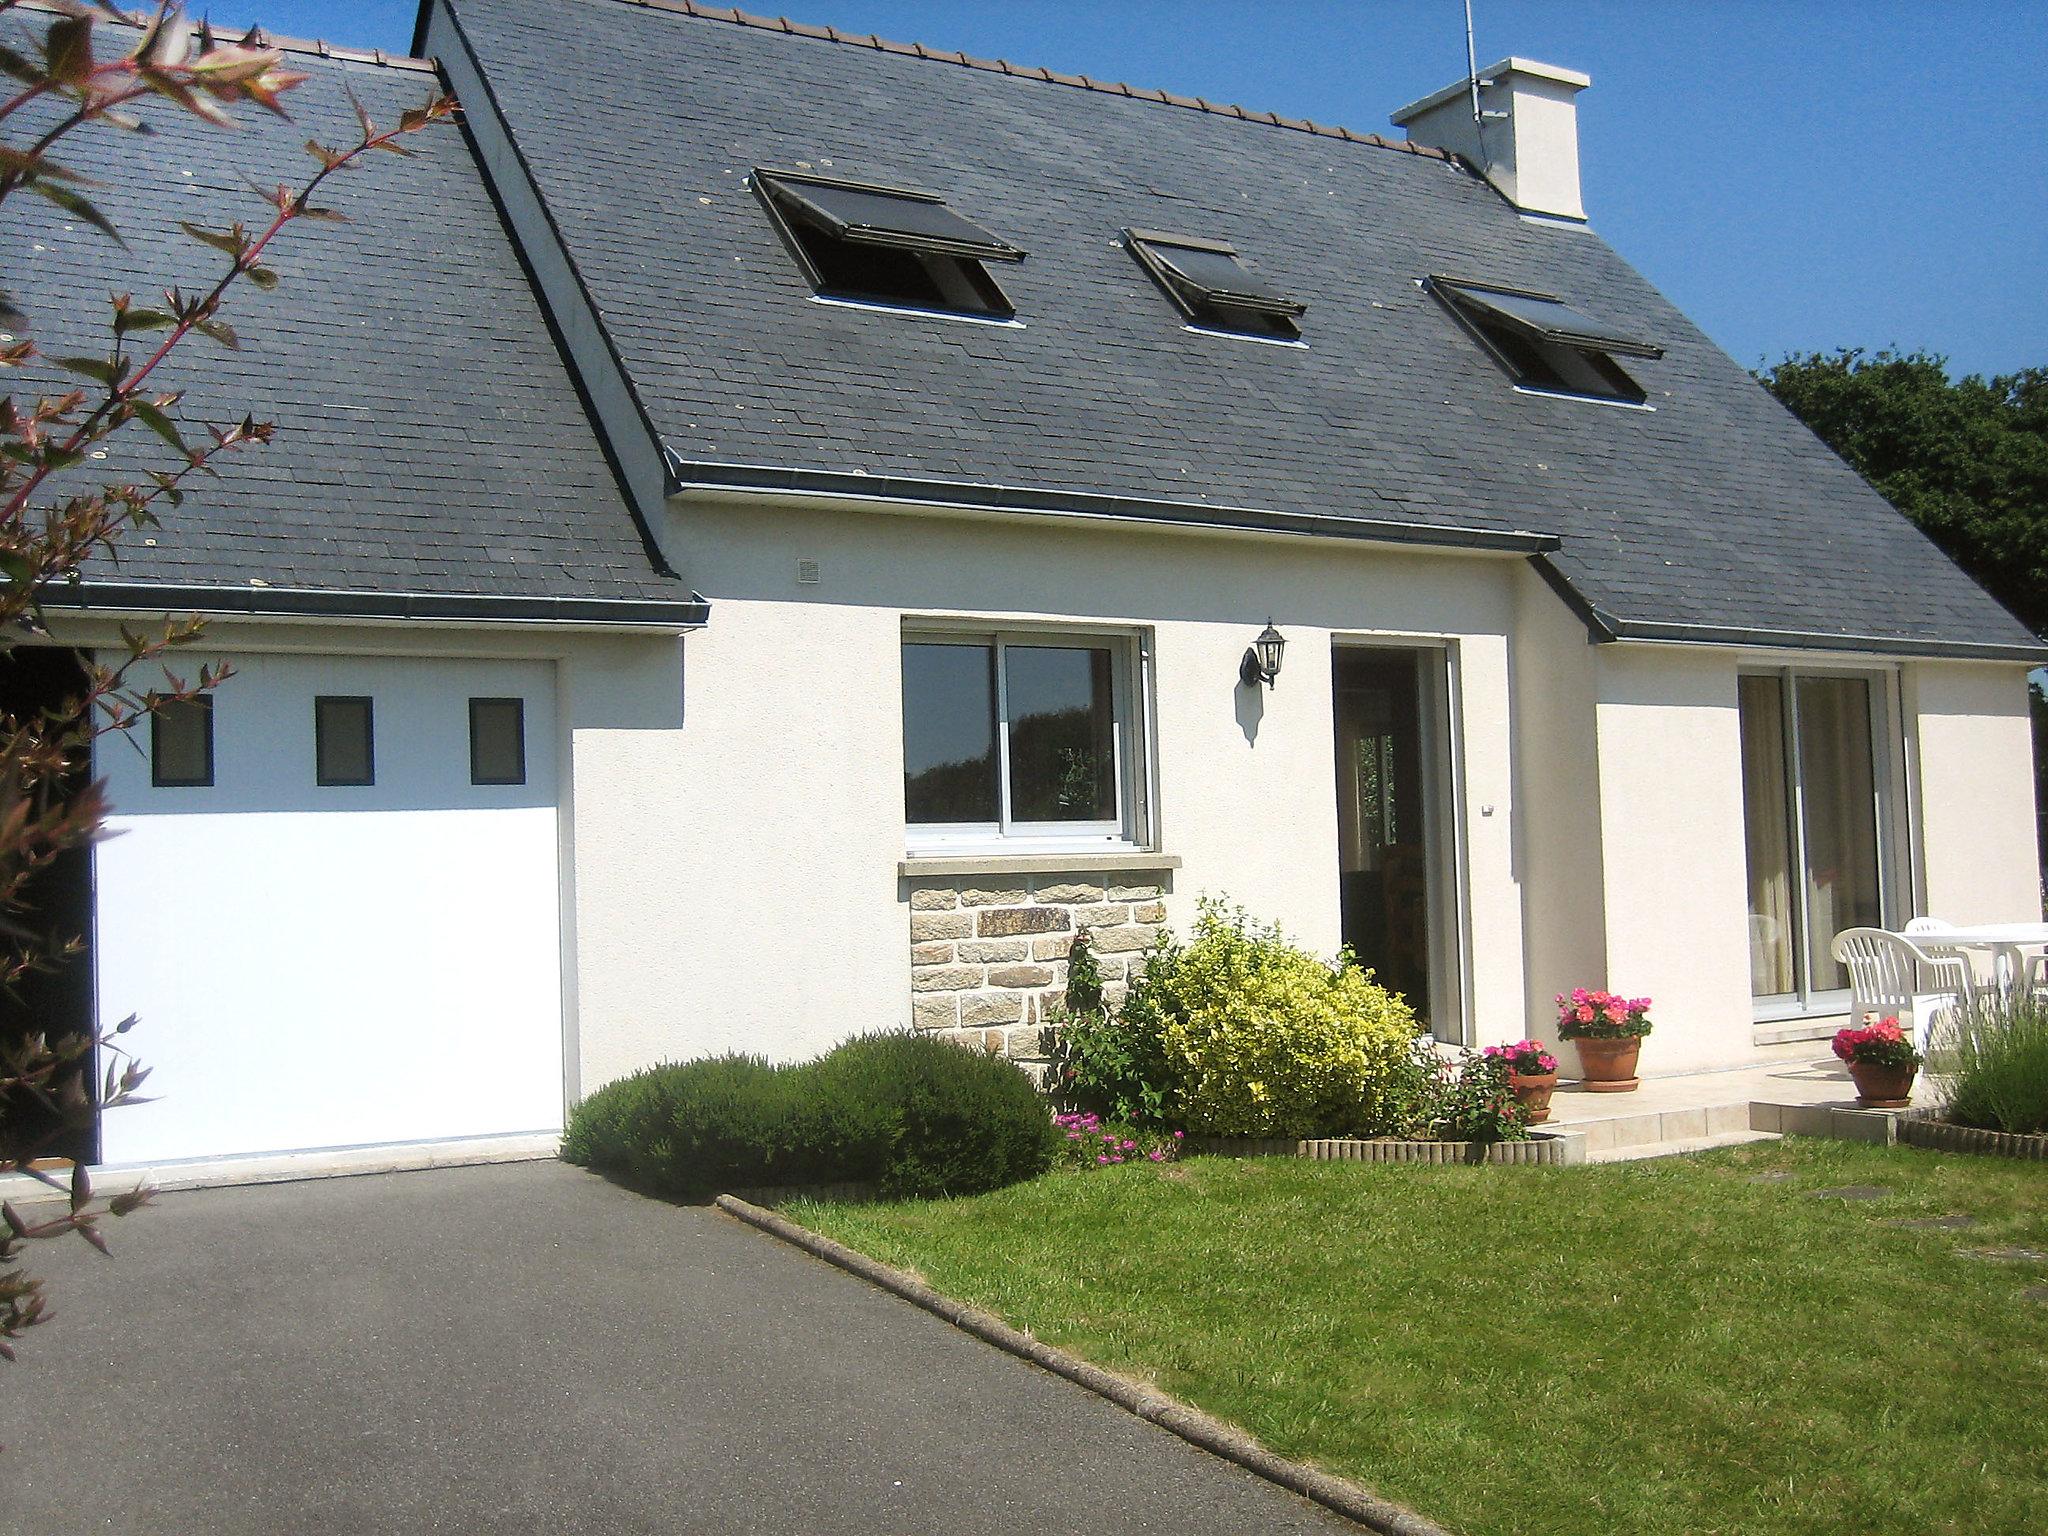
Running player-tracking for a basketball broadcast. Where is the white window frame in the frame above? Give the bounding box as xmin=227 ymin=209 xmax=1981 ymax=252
xmin=902 ymin=625 xmax=1151 ymax=856
xmin=1741 ymin=664 xmax=1903 ymax=1021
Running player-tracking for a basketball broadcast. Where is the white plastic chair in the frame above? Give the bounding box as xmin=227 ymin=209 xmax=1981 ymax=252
xmin=1904 ymin=916 xmax=1972 ymax=983
xmin=1903 ymin=915 xmax=1957 ymax=940
xmin=1829 ymin=928 xmax=1980 ymax=1053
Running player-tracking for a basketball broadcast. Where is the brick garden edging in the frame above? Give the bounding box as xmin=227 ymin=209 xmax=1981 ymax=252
xmin=1769 ymin=1103 xmax=2048 ymax=1161
xmin=1897 ymin=1114 xmax=2048 ymax=1161
xmin=715 ymin=1194 xmax=1453 ymax=1536
xmin=1188 ymin=1133 xmax=1585 ymax=1165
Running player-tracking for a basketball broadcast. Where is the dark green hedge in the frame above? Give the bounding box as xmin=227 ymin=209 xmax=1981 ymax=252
xmin=561 ymin=1032 xmax=1059 ymax=1200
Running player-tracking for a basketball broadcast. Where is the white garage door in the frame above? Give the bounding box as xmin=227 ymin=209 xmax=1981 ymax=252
xmin=94 ymin=651 xmax=564 ymax=1165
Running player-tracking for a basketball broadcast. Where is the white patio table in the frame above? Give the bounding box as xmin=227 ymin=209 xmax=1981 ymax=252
xmin=1928 ymin=923 xmax=2048 ymax=1001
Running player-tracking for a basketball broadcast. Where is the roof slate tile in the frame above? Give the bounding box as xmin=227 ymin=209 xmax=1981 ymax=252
xmin=1 ymin=23 xmax=682 ymax=610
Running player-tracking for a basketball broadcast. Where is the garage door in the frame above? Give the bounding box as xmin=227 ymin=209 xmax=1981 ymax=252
xmin=93 ymin=651 xmax=564 ymax=1164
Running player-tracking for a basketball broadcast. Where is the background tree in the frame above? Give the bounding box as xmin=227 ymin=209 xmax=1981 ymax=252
xmin=0 ymin=0 xmax=450 ymax=1363
xmin=1759 ymin=348 xmax=2048 ymax=889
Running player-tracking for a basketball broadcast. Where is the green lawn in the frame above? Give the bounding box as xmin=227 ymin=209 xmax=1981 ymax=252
xmin=790 ymin=1140 xmax=2048 ymax=1536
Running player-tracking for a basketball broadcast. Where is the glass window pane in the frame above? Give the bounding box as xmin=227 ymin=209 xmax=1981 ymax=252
xmin=1796 ymin=676 xmax=1882 ymax=992
xmin=764 ymin=175 xmax=1022 ymax=260
xmin=470 ymin=698 xmax=526 ymax=786
xmin=315 ymin=696 xmax=374 ymax=787
xmin=151 ymin=696 xmax=213 ymax=787
xmin=1738 ymin=675 xmax=1797 ymax=997
xmin=1004 ymin=645 xmax=1116 ymax=823
xmin=902 ymin=643 xmax=998 ymax=823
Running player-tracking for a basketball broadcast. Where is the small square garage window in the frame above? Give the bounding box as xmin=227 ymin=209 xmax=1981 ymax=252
xmin=314 ymin=695 xmax=374 ymax=786
xmin=151 ymin=696 xmax=213 ymax=787
xmin=469 ymin=697 xmax=526 ymax=786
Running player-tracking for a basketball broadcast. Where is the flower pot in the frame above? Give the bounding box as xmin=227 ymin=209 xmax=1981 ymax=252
xmin=1846 ymin=1058 xmax=1916 ymax=1109
xmin=1508 ymin=1070 xmax=1557 ymax=1124
xmin=1571 ymin=1036 xmax=1641 ymax=1092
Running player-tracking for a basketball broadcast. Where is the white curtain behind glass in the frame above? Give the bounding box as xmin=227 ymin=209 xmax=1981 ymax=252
xmin=1738 ymin=675 xmax=1796 ymax=997
xmin=1796 ymin=676 xmax=1882 ymax=993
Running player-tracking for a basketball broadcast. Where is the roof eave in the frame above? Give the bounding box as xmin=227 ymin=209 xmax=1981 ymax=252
xmin=1601 ymin=616 xmax=2048 ymax=666
xmin=667 ymin=458 xmax=1561 ymax=556
xmin=49 ymin=580 xmax=711 ymax=631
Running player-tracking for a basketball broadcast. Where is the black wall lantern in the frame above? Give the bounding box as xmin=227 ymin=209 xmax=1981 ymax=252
xmin=1239 ymin=619 xmax=1285 ymax=688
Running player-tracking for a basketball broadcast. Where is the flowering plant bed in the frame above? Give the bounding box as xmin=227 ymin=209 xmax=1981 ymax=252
xmin=1052 ymin=1110 xmax=1184 ymax=1168
xmin=1184 ymin=1132 xmax=1580 ymax=1165
xmin=1555 ymin=989 xmax=1654 ymax=1040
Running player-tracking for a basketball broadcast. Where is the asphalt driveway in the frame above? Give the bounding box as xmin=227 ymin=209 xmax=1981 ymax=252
xmin=8 ymin=1160 xmax=1354 ymax=1534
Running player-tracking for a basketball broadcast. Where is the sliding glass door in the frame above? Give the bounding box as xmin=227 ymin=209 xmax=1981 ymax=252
xmin=1738 ymin=670 xmax=1889 ymax=1008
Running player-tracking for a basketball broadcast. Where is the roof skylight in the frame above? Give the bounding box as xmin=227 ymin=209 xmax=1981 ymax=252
xmin=1429 ymin=277 xmax=1660 ymax=403
xmin=1125 ymin=229 xmax=1304 ymax=340
xmin=753 ymin=169 xmax=1024 ymax=318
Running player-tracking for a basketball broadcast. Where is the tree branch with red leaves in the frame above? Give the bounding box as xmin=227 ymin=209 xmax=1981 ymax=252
xmin=0 ymin=0 xmax=453 ymax=1368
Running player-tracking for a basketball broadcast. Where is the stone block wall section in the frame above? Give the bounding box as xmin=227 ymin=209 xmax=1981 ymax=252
xmin=907 ymin=873 xmax=1169 ymax=1072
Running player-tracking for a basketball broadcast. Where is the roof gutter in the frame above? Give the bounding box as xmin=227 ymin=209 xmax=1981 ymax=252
xmin=47 ymin=580 xmax=711 ymax=630
xmin=1598 ymin=615 xmax=2048 ymax=665
xmin=667 ymin=457 xmax=1562 ymax=556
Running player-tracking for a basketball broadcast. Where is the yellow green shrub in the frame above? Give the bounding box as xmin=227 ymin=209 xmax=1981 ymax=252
xmin=1127 ymin=899 xmax=1417 ymax=1136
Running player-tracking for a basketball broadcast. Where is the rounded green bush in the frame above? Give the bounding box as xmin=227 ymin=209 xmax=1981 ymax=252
xmin=562 ymin=1031 xmax=1058 ymax=1200
xmin=1132 ymin=899 xmax=1417 ymax=1136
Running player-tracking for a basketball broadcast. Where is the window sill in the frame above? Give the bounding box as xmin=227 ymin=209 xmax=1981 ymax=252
xmin=809 ymin=293 xmax=1024 ymax=328
xmin=898 ymin=849 xmax=1181 ymax=879
xmin=1510 ymin=383 xmax=1655 ymax=411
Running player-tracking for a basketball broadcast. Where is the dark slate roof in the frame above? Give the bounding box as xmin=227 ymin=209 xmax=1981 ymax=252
xmin=0 ymin=18 xmax=697 ymax=623
xmin=436 ymin=0 xmax=2040 ymax=659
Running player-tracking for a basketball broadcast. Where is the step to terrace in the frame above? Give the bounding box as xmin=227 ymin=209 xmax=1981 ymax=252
xmin=1542 ymin=1057 xmax=1880 ymax=1163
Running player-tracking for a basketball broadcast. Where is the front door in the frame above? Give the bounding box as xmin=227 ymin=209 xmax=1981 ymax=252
xmin=1333 ymin=645 xmax=1455 ymax=1038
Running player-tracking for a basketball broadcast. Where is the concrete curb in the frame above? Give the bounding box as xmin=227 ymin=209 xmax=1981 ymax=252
xmin=715 ymin=1193 xmax=1452 ymax=1536
xmin=0 ymin=1132 xmax=561 ymax=1201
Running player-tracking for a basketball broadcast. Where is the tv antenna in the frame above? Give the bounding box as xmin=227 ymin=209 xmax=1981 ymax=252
xmin=1463 ymin=0 xmax=1508 ymax=167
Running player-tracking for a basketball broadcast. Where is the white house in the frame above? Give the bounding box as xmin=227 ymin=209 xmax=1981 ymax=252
xmin=10 ymin=0 xmax=2041 ymax=1172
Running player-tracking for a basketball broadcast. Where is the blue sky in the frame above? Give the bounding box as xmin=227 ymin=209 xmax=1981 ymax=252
xmin=223 ymin=1 xmax=2044 ymax=380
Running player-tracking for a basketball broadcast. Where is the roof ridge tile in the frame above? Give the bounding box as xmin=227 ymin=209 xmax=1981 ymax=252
xmin=579 ymin=0 xmax=1453 ymax=160
xmin=24 ymin=1 xmax=441 ymax=74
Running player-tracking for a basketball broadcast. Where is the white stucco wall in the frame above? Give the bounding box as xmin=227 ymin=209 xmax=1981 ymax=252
xmin=1587 ymin=646 xmax=1755 ymax=1072
xmin=558 ymin=499 xmax=1537 ymax=1089
xmin=1509 ymin=565 xmax=1607 ymax=1031
xmin=1908 ymin=661 xmax=2043 ymax=924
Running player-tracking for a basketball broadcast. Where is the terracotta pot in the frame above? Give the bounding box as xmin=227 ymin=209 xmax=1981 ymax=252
xmin=1846 ymin=1058 xmax=1916 ymax=1109
xmin=1571 ymin=1036 xmax=1641 ymax=1093
xmin=1509 ymin=1070 xmax=1557 ymax=1124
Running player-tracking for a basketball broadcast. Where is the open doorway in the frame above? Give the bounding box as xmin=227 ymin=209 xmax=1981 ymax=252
xmin=1332 ymin=644 xmax=1462 ymax=1041
xmin=0 ymin=646 xmax=97 ymax=1164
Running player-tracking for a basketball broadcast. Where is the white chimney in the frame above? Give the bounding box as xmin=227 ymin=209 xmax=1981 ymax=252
xmin=1390 ymin=58 xmax=1592 ymax=222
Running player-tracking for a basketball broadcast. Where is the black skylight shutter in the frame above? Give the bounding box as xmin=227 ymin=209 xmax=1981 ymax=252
xmin=1437 ymin=281 xmax=1661 ymax=359
xmin=757 ymin=171 xmax=1025 ymax=262
xmin=1128 ymin=230 xmax=1305 ymax=319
